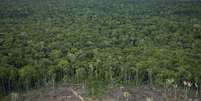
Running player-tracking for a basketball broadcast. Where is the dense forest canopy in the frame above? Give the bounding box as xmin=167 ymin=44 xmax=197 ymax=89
xmin=0 ymin=0 xmax=201 ymax=97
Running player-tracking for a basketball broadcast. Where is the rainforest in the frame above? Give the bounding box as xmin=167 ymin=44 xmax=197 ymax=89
xmin=0 ymin=0 xmax=201 ymax=101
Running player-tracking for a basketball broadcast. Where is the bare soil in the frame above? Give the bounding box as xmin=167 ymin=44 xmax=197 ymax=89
xmin=3 ymin=85 xmax=201 ymax=101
